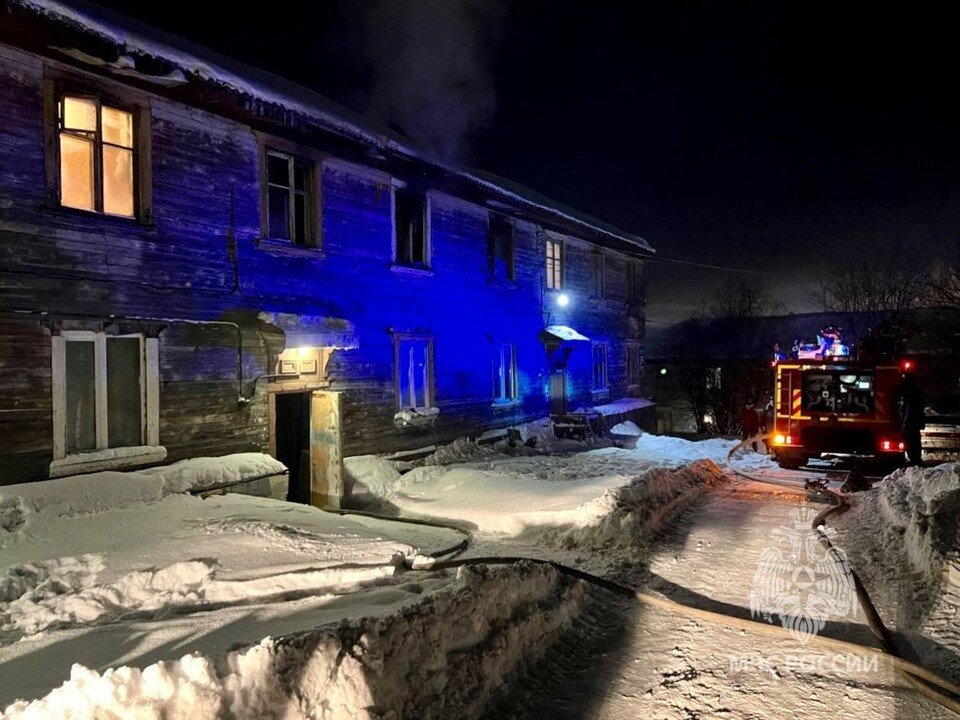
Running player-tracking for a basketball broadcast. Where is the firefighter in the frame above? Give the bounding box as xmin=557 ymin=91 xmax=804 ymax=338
xmin=899 ymin=372 xmax=925 ymax=466
xmin=741 ymin=401 xmax=761 ymax=450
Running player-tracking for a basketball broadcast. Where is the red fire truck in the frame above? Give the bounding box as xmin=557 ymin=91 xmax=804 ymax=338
xmin=769 ymin=329 xmax=910 ymax=470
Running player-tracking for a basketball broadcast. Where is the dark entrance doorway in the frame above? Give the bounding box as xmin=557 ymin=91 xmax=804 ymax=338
xmin=275 ymin=392 xmax=311 ymax=503
xmin=550 ymin=368 xmax=567 ymax=415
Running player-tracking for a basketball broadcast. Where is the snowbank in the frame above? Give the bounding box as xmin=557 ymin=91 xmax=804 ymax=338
xmin=2 ymin=562 xmax=587 ymax=720
xmin=834 ymin=463 xmax=960 ymax=680
xmin=0 ymin=454 xmax=285 ymax=544
xmin=1 ymin=554 xmax=395 ymax=638
xmin=610 ymin=420 xmax=642 ymax=436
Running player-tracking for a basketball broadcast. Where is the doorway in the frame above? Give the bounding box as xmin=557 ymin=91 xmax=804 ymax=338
xmin=550 ymin=368 xmax=567 ymax=415
xmin=275 ymin=391 xmax=311 ymax=503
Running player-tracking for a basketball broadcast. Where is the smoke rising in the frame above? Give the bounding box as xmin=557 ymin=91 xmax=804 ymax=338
xmin=362 ymin=0 xmax=507 ymax=161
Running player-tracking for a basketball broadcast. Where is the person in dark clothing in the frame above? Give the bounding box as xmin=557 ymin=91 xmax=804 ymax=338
xmin=899 ymin=372 xmax=926 ymax=466
xmin=741 ymin=402 xmax=761 ymax=450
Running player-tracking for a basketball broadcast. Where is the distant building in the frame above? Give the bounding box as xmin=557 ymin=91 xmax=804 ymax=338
xmin=0 ymin=2 xmax=653 ymax=502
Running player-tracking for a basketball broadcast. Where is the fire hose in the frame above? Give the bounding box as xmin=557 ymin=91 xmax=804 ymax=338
xmin=199 ymin=454 xmax=960 ymax=714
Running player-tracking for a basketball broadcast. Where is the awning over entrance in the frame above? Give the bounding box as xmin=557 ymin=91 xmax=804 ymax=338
xmin=259 ymin=312 xmax=358 ymax=350
xmin=539 ymin=325 xmax=591 ymax=346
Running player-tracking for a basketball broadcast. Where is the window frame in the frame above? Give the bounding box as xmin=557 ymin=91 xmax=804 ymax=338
xmin=256 ymin=135 xmax=324 ymax=251
xmin=264 ymin=149 xmax=315 ymax=247
xmin=391 ymin=182 xmax=432 ymax=270
xmin=493 ymin=342 xmax=519 ymax=405
xmin=393 ymin=334 xmax=435 ymax=411
xmin=592 ymin=342 xmax=609 ymax=392
xmin=51 ymin=331 xmax=160 ymax=462
xmin=545 ymin=238 xmax=564 ymax=290
xmin=45 ymin=80 xmax=150 ymax=222
xmin=592 ymin=252 xmax=606 ymax=299
xmin=488 ymin=214 xmax=516 ymax=282
xmin=627 ymin=261 xmax=644 ymax=304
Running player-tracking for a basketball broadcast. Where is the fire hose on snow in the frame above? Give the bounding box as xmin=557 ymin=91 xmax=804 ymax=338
xmin=195 ymin=449 xmax=960 ymax=714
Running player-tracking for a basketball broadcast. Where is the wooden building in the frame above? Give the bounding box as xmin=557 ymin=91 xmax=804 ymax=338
xmin=0 ymin=1 xmax=654 ymax=504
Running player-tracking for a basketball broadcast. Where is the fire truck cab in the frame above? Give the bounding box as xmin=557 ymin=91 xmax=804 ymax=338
xmin=770 ymin=329 xmax=909 ymax=469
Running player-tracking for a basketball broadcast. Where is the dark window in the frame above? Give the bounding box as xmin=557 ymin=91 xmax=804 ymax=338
xmin=266 ymin=150 xmax=313 ymax=246
xmin=58 ymin=95 xmax=135 ymax=217
xmin=546 ymin=239 xmax=563 ymax=289
xmin=62 ymin=333 xmax=145 ymax=453
xmin=65 ymin=340 xmax=97 ymax=453
xmin=494 ymin=343 xmax=518 ymax=402
xmin=106 ymin=337 xmax=143 ymax=447
xmin=627 ymin=261 xmax=644 ymax=304
xmin=397 ymin=337 xmax=433 ymax=409
xmin=394 ymin=187 xmax=428 ymax=267
xmin=802 ymin=371 xmax=875 ymax=414
xmin=488 ymin=215 xmax=515 ymax=280
xmin=592 ymin=253 xmax=605 ymax=298
xmin=592 ymin=344 xmax=608 ymax=390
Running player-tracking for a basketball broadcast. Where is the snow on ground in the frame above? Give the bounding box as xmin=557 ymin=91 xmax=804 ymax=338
xmin=496 ymin=481 xmax=954 ymax=719
xmin=345 ymin=433 xmax=773 ymax=544
xmin=0 ymin=457 xmax=468 ymax=711
xmin=3 ymin=562 xmax=585 ymax=720
xmin=0 ymin=453 xmax=285 ymax=545
xmin=833 ymin=462 xmax=960 ymax=682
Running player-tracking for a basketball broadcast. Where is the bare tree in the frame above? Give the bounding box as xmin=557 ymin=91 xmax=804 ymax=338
xmin=928 ymin=240 xmax=960 ymax=311
xmin=710 ymin=279 xmax=781 ymax=318
xmin=669 ymin=281 xmax=778 ymax=435
xmin=818 ymin=242 xmax=928 ymax=337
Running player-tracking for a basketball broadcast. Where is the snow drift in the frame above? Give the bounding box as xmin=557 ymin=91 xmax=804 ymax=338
xmin=835 ymin=462 xmax=960 ymax=680
xmin=0 ymin=453 xmax=285 ymax=546
xmin=2 ymin=562 xmax=586 ymax=720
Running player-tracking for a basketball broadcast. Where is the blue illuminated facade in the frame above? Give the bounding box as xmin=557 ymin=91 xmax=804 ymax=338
xmin=0 ymin=4 xmax=653 ymax=488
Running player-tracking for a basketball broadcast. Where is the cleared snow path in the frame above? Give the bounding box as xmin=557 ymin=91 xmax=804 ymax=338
xmin=493 ymin=480 xmax=953 ymax=719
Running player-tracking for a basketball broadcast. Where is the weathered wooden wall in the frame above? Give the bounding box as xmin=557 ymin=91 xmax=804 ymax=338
xmin=0 ymin=40 xmax=647 ymax=484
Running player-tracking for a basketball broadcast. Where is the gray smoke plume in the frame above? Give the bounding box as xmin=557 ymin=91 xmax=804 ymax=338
xmin=362 ymin=0 xmax=507 ymax=161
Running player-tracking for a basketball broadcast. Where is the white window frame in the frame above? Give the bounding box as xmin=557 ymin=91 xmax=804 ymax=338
xmin=394 ymin=334 xmax=434 ymax=411
xmin=592 ymin=342 xmax=609 ymax=392
xmin=546 ymin=238 xmax=563 ymax=290
xmin=493 ymin=342 xmax=519 ymax=405
xmin=391 ymin=181 xmax=432 ymax=268
xmin=51 ymin=331 xmax=161 ymax=473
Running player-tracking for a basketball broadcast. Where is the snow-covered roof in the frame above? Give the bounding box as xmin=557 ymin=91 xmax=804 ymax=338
xmin=258 ymin=312 xmax=358 ymax=350
xmin=541 ymin=325 xmax=591 ymax=343
xmin=12 ymin=0 xmax=654 ymax=256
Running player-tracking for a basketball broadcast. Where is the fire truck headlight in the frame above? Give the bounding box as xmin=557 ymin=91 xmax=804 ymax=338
xmin=774 ymin=434 xmax=786 ymax=445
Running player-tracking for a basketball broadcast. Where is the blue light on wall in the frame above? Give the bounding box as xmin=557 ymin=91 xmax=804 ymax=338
xmin=556 ymin=293 xmax=570 ymax=307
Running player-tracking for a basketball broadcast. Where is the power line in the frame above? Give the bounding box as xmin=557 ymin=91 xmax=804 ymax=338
xmin=646 ymin=255 xmax=771 ymax=276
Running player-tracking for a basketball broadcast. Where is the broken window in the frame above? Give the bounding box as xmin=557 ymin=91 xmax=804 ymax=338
xmin=493 ymin=343 xmax=518 ymax=403
xmin=266 ymin=150 xmax=314 ymax=246
xmin=397 ymin=337 xmax=433 ymax=410
xmin=59 ymin=95 xmax=135 ymax=217
xmin=592 ymin=343 xmax=608 ymax=391
xmin=545 ymin=239 xmax=563 ymax=289
xmin=56 ymin=332 xmax=155 ymax=456
xmin=394 ymin=187 xmax=429 ymax=267
xmin=592 ymin=253 xmax=606 ymax=298
xmin=488 ymin=215 xmax=515 ymax=280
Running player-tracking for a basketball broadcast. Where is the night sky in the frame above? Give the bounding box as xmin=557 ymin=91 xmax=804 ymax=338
xmin=96 ymin=0 xmax=960 ymax=326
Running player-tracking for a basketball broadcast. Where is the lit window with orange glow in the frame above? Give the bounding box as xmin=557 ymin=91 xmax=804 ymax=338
xmin=59 ymin=95 xmax=135 ymax=217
